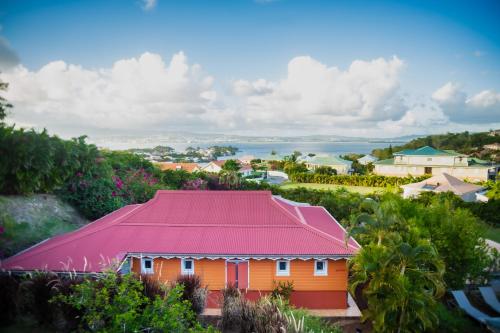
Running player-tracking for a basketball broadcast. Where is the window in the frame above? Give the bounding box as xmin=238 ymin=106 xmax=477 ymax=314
xmin=276 ymin=260 xmax=290 ymax=276
xmin=181 ymin=259 xmax=194 ymax=275
xmin=141 ymin=258 xmax=154 ymax=274
xmin=314 ymin=260 xmax=328 ymax=276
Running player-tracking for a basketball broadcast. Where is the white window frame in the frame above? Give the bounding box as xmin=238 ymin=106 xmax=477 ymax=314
xmin=314 ymin=260 xmax=328 ymax=276
xmin=141 ymin=258 xmax=154 ymax=275
xmin=181 ymin=258 xmax=195 ymax=275
xmin=276 ymin=260 xmax=290 ymax=276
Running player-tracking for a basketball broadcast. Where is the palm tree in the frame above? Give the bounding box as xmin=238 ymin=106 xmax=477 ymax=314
xmin=219 ymin=170 xmax=241 ymax=189
xmin=346 ymin=198 xmax=407 ymax=246
xmin=350 ymin=238 xmax=445 ymax=333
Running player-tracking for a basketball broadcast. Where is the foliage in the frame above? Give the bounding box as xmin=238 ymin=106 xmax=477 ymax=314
xmin=54 ymin=271 xmax=214 ymax=332
xmin=289 ymin=172 xmax=430 ymax=187
xmin=221 ymin=159 xmax=241 ymax=172
xmin=350 ymin=236 xmax=445 ymax=332
xmin=221 ymin=288 xmax=341 ymax=333
xmin=283 ymin=162 xmax=308 ymax=175
xmin=371 ymin=131 xmax=500 ymax=160
xmin=0 ymin=78 xmax=12 ymax=122
xmin=271 ymin=280 xmax=294 ymax=301
xmin=17 ymin=271 xmax=61 ymax=326
xmin=57 ymin=159 xmax=126 ymax=220
xmin=486 ymin=174 xmax=500 ymax=200
xmin=0 ymin=128 xmax=99 ymax=195
xmin=0 ymin=274 xmax=20 ymax=326
xmin=314 ymin=165 xmax=337 ymax=175
xmin=162 ymin=169 xmax=198 ymax=189
xmin=0 ymin=212 xmax=76 ymax=258
xmin=219 ymin=170 xmax=241 ymax=189
xmin=176 ymin=274 xmax=208 ymax=315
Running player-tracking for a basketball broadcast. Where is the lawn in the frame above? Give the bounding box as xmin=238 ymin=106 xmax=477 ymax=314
xmin=279 ymin=182 xmax=387 ymax=194
xmin=482 ymin=222 xmax=500 ymax=243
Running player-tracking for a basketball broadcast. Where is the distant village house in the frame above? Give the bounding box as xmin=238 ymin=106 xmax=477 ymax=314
xmin=373 ymin=146 xmax=499 ymax=182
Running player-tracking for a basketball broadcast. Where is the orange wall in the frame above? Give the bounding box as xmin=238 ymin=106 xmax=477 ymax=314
xmin=130 ymin=258 xmax=347 ymax=292
xmin=249 ymin=259 xmax=347 ymax=291
xmin=131 ymin=257 xmax=226 ymax=290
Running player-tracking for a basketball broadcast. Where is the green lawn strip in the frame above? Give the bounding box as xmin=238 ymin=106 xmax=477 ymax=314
xmin=280 ymin=182 xmax=387 ymax=194
xmin=482 ymin=222 xmax=500 ymax=243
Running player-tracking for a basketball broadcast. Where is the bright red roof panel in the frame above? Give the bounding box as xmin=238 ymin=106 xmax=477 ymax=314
xmin=1 ymin=191 xmax=360 ymax=272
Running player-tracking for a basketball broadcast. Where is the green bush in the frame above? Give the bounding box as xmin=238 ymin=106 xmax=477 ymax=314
xmin=54 ymin=271 xmax=215 ymax=332
xmin=289 ymin=172 xmax=430 ymax=187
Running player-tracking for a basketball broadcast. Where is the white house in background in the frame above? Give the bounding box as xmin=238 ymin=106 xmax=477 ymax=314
xmin=401 ymin=173 xmax=486 ymax=202
xmin=304 ymin=155 xmax=353 ymax=175
xmin=358 ymin=155 xmax=378 ymax=165
xmin=200 ymin=160 xmax=253 ymax=177
xmin=201 ymin=160 xmax=225 ymax=173
xmin=374 ymin=146 xmax=499 ymax=182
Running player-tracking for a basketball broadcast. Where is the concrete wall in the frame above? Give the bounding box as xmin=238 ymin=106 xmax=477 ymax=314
xmin=394 ymin=155 xmax=467 ymax=167
xmin=374 ymin=164 xmax=490 ymax=181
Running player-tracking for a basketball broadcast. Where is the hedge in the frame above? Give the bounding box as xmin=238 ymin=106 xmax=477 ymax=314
xmin=289 ymin=173 xmax=430 ymax=187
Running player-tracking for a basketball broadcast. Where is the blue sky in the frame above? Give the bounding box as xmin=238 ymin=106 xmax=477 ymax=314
xmin=0 ymin=0 xmax=499 ymax=138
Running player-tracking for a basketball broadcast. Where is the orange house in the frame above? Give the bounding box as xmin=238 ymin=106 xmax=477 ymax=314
xmin=2 ymin=191 xmax=360 ymax=310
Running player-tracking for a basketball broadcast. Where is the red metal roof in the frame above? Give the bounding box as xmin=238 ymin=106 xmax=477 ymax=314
xmin=1 ymin=191 xmax=360 ymax=273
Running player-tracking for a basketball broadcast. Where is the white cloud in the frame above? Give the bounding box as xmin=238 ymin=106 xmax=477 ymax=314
xmin=1 ymin=52 xmax=226 ymax=134
xmin=141 ymin=0 xmax=157 ymax=11
xmin=236 ymin=55 xmax=407 ymax=129
xmin=432 ymin=82 xmax=500 ymax=123
xmin=2 ymin=51 xmax=499 ymax=138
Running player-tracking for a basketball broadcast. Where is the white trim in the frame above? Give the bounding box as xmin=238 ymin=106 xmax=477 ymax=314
xmin=314 ymin=259 xmax=328 ymax=276
xmin=126 ymin=253 xmax=352 ymax=261
xmin=181 ymin=258 xmax=194 ymax=275
xmin=141 ymin=257 xmax=154 ymax=274
xmin=276 ymin=260 xmax=290 ymax=276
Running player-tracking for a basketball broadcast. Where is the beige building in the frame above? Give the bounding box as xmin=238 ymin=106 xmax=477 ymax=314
xmin=374 ymin=146 xmax=498 ymax=182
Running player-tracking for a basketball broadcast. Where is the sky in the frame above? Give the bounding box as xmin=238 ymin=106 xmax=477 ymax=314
xmin=0 ymin=0 xmax=499 ymax=138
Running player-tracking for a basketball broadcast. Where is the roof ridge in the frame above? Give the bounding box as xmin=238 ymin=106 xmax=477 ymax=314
xmin=272 ymin=197 xmax=357 ymax=251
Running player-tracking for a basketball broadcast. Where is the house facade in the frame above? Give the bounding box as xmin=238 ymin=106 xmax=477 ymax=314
xmin=358 ymin=155 xmax=378 ymax=165
xmin=374 ymin=146 xmax=498 ymax=182
xmin=201 ymin=160 xmax=253 ymax=177
xmin=303 ymin=155 xmax=352 ymax=175
xmin=1 ymin=191 xmax=359 ymax=310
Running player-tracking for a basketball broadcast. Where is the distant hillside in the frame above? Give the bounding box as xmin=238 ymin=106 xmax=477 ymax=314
xmin=0 ymin=194 xmax=88 ymax=259
xmin=371 ymin=130 xmax=500 ymax=161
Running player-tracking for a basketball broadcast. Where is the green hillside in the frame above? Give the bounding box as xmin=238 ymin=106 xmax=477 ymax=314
xmin=372 ymin=130 xmax=500 ymax=161
xmin=0 ymin=194 xmax=88 ymax=259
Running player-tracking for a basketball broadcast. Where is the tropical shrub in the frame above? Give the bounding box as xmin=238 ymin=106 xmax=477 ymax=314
xmin=57 ymin=160 xmax=126 ymax=220
xmin=17 ymin=271 xmax=61 ymax=326
xmin=350 ymin=236 xmax=445 ymax=333
xmin=314 ymin=165 xmax=337 ymax=175
xmin=0 ymin=274 xmax=20 ymax=326
xmin=290 ymin=172 xmax=430 ymax=187
xmin=271 ymin=280 xmax=294 ymax=301
xmin=176 ymin=274 xmax=208 ymax=314
xmin=54 ymin=271 xmax=214 ymax=332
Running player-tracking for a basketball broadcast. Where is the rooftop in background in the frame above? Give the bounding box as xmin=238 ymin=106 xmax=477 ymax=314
xmin=155 ymin=162 xmax=200 ymax=172
xmin=306 ymin=155 xmax=352 ymax=166
xmin=394 ymin=146 xmax=465 ymax=156
xmin=1 ymin=191 xmax=360 ymax=273
xmin=402 ymin=173 xmax=484 ymax=195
